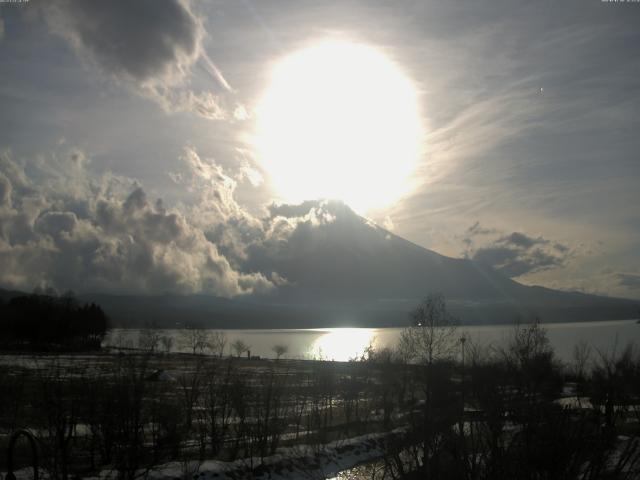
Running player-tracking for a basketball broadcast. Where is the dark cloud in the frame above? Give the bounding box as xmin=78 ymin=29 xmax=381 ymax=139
xmin=466 ymin=221 xmax=496 ymax=236
xmin=123 ymin=186 xmax=148 ymax=213
xmin=45 ymin=0 xmax=227 ymax=119
xmin=461 ymin=222 xmax=496 ymax=246
xmin=501 ymin=232 xmax=545 ymax=249
xmin=471 ymin=247 xmax=519 ymax=272
xmin=464 ymin=223 xmax=571 ymax=278
xmin=553 ymin=243 xmax=570 ymax=253
xmin=49 ymin=0 xmax=201 ymax=84
xmin=35 ymin=211 xmax=78 ymax=237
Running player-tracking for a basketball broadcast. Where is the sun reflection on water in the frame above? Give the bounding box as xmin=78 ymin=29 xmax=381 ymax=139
xmin=308 ymin=328 xmax=377 ymax=361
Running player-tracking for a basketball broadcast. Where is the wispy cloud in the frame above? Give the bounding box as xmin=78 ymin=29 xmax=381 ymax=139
xmin=617 ymin=273 xmax=640 ymax=290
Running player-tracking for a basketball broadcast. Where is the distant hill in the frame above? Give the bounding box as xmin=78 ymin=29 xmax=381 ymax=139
xmin=1 ymin=201 xmax=638 ymax=328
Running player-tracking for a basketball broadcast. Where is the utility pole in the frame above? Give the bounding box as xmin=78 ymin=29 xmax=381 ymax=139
xmin=458 ymin=334 xmax=468 ymax=462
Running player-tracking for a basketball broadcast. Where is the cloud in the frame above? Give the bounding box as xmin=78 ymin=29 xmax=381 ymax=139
xmin=462 ymin=223 xmax=572 ymax=278
xmin=169 ymin=146 xmax=267 ymax=265
xmin=0 ymin=148 xmax=274 ymax=296
xmin=461 ymin=222 xmax=496 ymax=247
xmin=0 ymin=173 xmax=11 ymax=207
xmin=157 ymin=89 xmax=227 ymax=120
xmin=49 ymin=0 xmax=201 ymax=85
xmin=557 ymin=270 xmax=640 ymax=299
xmin=44 ymin=0 xmax=228 ymax=119
xmin=235 ymin=150 xmax=264 ymax=187
xmin=617 ymin=273 xmax=640 ymax=290
xmin=35 ymin=211 xmax=78 ymax=237
xmin=382 ymin=216 xmax=394 ymax=231
xmin=502 ymin=232 xmax=539 ymax=249
xmin=0 ymin=145 xmax=355 ymax=296
xmin=233 ymin=105 xmax=250 ymax=121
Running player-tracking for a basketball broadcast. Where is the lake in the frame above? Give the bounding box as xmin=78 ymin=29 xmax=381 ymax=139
xmin=104 ymin=319 xmax=640 ymax=363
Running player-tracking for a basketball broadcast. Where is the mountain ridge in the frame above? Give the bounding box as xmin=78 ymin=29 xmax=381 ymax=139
xmin=1 ymin=200 xmax=637 ymax=327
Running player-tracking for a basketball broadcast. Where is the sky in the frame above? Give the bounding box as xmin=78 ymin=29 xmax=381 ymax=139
xmin=0 ymin=0 xmax=639 ymax=299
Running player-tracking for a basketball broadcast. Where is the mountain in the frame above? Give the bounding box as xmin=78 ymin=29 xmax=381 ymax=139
xmin=1 ymin=201 xmax=638 ymax=327
xmin=250 ymin=201 xmax=529 ymax=303
xmin=236 ymin=200 xmax=639 ymax=326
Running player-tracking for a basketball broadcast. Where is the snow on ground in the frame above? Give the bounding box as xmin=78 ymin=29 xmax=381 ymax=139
xmin=2 ymin=430 xmax=405 ymax=480
xmin=554 ymin=396 xmax=594 ymax=409
xmin=145 ymin=429 xmax=405 ymax=480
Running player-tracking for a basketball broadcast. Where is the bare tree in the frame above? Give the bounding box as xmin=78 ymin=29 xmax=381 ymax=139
xmin=591 ymin=343 xmax=639 ymax=429
xmin=35 ymin=359 xmax=80 ymax=480
xmin=395 ymin=294 xmax=460 ymax=478
xmin=272 ymin=344 xmax=288 ymax=360
xmin=202 ymin=363 xmax=234 ymax=455
xmin=463 ymin=336 xmax=492 ymax=367
xmin=400 ymin=293 xmax=458 ymax=365
xmin=160 ymin=335 xmax=174 ymax=354
xmin=571 ymin=340 xmax=592 ymax=380
xmin=231 ymin=339 xmax=249 ymax=358
xmin=138 ymin=329 xmax=161 ymax=353
xmin=506 ymin=317 xmax=553 ymax=368
xmin=182 ymin=327 xmax=210 ymax=355
xmin=209 ymin=331 xmax=227 ymax=358
xmin=112 ymin=330 xmax=133 ymax=350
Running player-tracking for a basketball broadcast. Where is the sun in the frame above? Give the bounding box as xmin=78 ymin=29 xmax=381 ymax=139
xmin=254 ymin=40 xmax=423 ymax=212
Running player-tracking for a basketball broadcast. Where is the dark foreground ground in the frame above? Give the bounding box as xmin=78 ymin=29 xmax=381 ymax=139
xmin=1 ymin=329 xmax=640 ymax=480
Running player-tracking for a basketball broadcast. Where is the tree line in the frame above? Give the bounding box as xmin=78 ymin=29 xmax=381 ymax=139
xmin=0 ymin=292 xmax=108 ymax=351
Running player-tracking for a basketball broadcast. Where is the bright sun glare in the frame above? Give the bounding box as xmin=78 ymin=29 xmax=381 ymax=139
xmin=255 ymin=40 xmax=423 ymax=212
xmin=310 ymin=328 xmax=377 ymax=361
